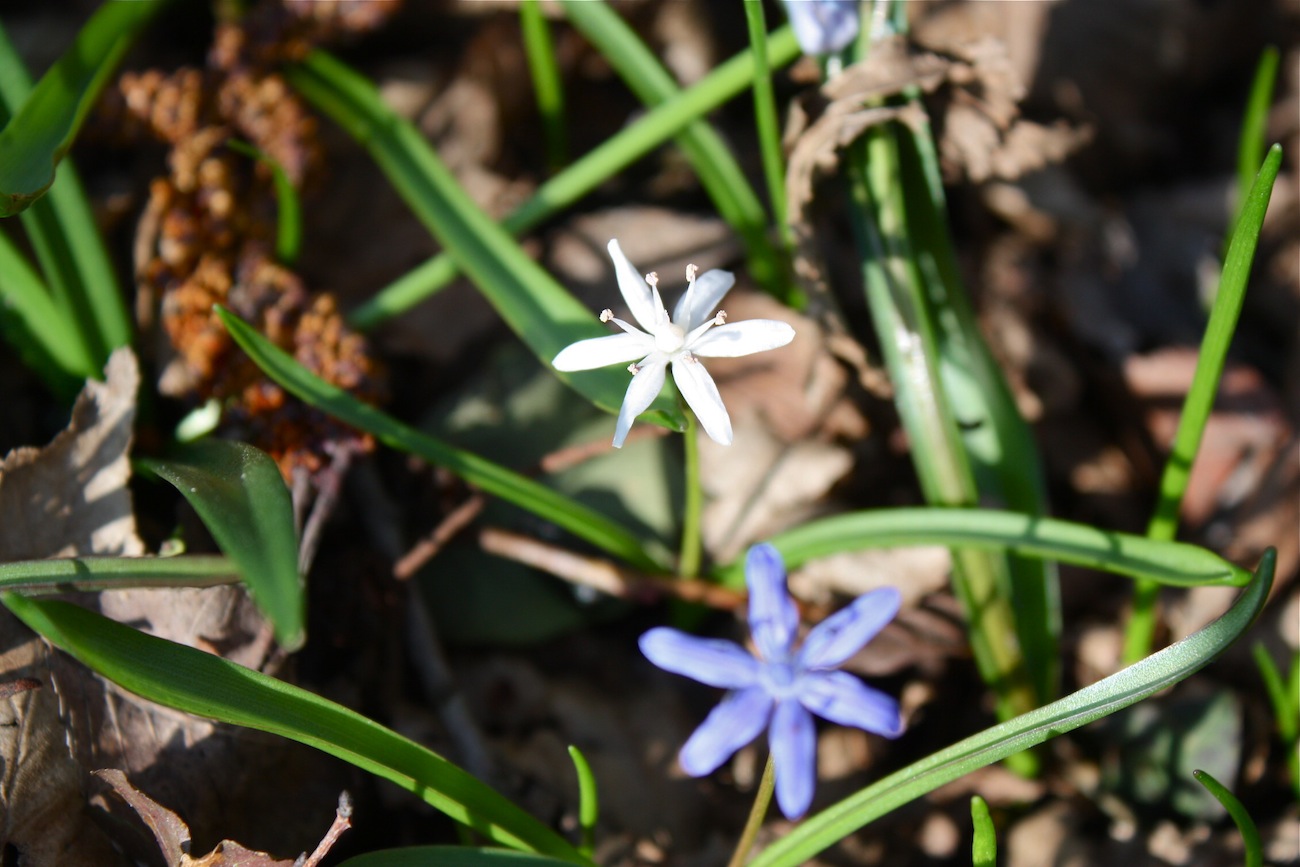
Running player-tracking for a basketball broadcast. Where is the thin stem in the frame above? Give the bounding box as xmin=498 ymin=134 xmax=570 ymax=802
xmin=728 ymin=754 xmax=776 ymax=867
xmin=743 ymin=0 xmax=792 ymax=248
xmin=679 ymin=404 xmax=703 ymax=578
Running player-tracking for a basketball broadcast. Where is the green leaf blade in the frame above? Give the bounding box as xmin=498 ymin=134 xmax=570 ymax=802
xmin=142 ymin=440 xmax=305 ymax=651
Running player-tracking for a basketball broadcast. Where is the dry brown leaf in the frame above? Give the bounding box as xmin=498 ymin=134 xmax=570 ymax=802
xmin=0 ymin=347 xmax=144 ymax=560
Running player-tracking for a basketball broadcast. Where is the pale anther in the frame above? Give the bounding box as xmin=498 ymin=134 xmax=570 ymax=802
xmin=627 ymin=362 xmax=640 ymax=374
xmin=599 ymin=309 xmax=614 ymax=323
xmin=645 ymin=272 xmax=659 ymax=289
xmin=716 ymin=310 xmax=728 ymax=324
xmin=686 ymin=263 xmax=698 ymax=283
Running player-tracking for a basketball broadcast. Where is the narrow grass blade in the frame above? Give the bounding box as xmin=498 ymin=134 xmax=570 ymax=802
xmin=344 ymin=26 xmax=800 ymax=329
xmin=0 ymin=22 xmax=132 ymax=369
xmin=340 ymin=849 xmax=579 ymax=867
xmin=1252 ymin=643 xmax=1300 ymax=800
xmin=0 ymin=555 xmax=235 ymax=593
xmin=141 ymin=440 xmax=305 ymax=651
xmin=286 ymin=51 xmax=680 ymax=433
xmin=1 ymin=594 xmax=588 ymax=864
xmin=227 ymin=139 xmax=302 ymax=265
xmin=743 ymin=0 xmax=792 ymax=249
xmin=216 ymin=306 xmax=667 ymax=574
xmin=0 ymin=1 xmax=164 ymax=215
xmin=560 ymin=0 xmax=789 ymax=302
xmin=1123 ymin=144 xmax=1283 ymax=663
xmin=970 ymin=796 xmax=996 ymax=867
xmin=714 ymin=507 xmax=1250 ymax=590
xmin=567 ymin=746 xmax=598 ymax=858
xmin=748 ymin=550 xmax=1274 ymax=867
xmin=849 ymin=127 xmax=1037 ymax=727
xmin=520 ymin=0 xmax=567 ymax=171
xmin=1234 ymin=47 xmax=1278 ymax=224
xmin=0 ymin=229 xmax=94 ymax=384
xmin=1192 ymin=770 xmax=1262 ymax=867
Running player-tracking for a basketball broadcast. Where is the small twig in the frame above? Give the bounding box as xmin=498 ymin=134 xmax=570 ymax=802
xmin=295 ymin=791 xmax=353 ymax=867
xmin=298 ymin=445 xmax=356 ymax=576
xmin=539 ymin=425 xmax=668 ymax=475
xmin=478 ymin=528 xmax=745 ymax=611
xmin=393 ymin=493 xmax=485 ymax=580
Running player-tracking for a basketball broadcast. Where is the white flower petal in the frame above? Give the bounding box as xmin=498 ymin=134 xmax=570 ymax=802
xmin=673 ymin=268 xmax=734 ymax=330
xmin=690 ymin=320 xmax=795 ymax=358
xmin=553 ymin=332 xmax=653 ymax=371
xmin=672 ymin=359 xmax=732 ymax=445
xmin=613 ymin=356 xmax=667 ymax=447
xmin=608 ymin=239 xmax=657 ymax=332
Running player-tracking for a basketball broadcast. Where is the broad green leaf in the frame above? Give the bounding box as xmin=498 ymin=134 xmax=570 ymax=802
xmin=1124 ymin=144 xmax=1283 ymax=662
xmin=749 ymin=550 xmax=1274 ymax=867
xmin=1 ymin=594 xmax=589 ymax=865
xmin=0 ymin=1 xmax=165 ymax=216
xmin=141 ymin=440 xmax=304 ymax=651
xmin=0 ymin=229 xmax=92 ymax=386
xmin=216 ymin=306 xmax=668 ymax=574
xmin=0 ymin=555 xmax=234 ymax=593
xmin=714 ymin=507 xmax=1251 ymax=589
xmin=340 ymin=849 xmax=579 ymax=867
xmin=284 ymin=51 xmax=681 ymax=434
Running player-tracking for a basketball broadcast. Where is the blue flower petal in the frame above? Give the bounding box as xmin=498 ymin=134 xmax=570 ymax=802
xmin=679 ymin=686 xmax=773 ymax=776
xmin=639 ymin=628 xmax=760 ymax=689
xmin=797 ymin=670 xmax=904 ymax=738
xmin=770 ymin=699 xmax=817 ymax=819
xmin=746 ymin=544 xmax=799 ymax=661
xmin=798 ymin=587 xmax=901 ymax=669
xmin=781 ymin=0 xmax=860 ymax=56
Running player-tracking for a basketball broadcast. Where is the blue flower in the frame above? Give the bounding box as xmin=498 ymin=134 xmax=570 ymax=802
xmin=781 ymin=0 xmax=860 ymax=56
xmin=639 ymin=543 xmax=903 ymax=819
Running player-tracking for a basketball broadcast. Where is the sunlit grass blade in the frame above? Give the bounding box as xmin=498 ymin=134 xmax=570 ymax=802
xmin=895 ymin=119 xmax=1061 ymax=707
xmin=1252 ymin=642 xmax=1300 ymax=800
xmin=1192 ymin=770 xmax=1262 ymax=867
xmin=743 ymin=0 xmax=792 ymax=250
xmin=1234 ymin=47 xmax=1278 ymax=228
xmin=343 ymin=26 xmax=800 ymax=330
xmin=1 ymin=594 xmax=589 ymax=865
xmin=1123 ymin=144 xmax=1283 ymax=664
xmin=520 ymin=0 xmax=567 ymax=171
xmin=0 ymin=229 xmax=94 ymax=388
xmin=0 ymin=22 xmax=132 ymax=372
xmin=560 ymin=0 xmax=790 ymax=303
xmin=970 ymin=795 xmax=996 ymax=867
xmin=567 ymin=746 xmax=598 ymax=858
xmin=340 ymin=848 xmax=580 ymax=867
xmin=141 ymin=440 xmax=305 ymax=651
xmin=0 ymin=555 xmax=235 ymax=593
xmin=216 ymin=306 xmax=668 ymax=574
xmin=0 ymin=0 xmax=164 ymax=216
xmin=713 ymin=507 xmax=1251 ymax=590
xmin=848 ymin=126 xmax=1037 ymax=730
xmin=286 ymin=51 xmax=680 ymax=433
xmin=227 ymin=139 xmax=302 ymax=265
xmin=748 ymin=550 xmax=1275 ymax=867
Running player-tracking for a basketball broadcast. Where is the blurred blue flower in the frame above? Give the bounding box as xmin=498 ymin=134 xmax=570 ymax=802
xmin=639 ymin=543 xmax=903 ymax=819
xmin=781 ymin=0 xmax=860 ymax=56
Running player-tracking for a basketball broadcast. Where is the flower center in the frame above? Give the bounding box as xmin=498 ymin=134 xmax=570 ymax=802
xmin=759 ymin=661 xmax=801 ymax=700
xmin=655 ymin=322 xmax=686 ymax=354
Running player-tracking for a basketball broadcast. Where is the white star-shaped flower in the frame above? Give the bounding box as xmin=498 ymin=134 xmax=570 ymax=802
xmin=553 ymin=240 xmax=795 ymax=447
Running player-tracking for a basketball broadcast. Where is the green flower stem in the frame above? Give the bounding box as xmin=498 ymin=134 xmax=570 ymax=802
xmin=727 ymin=754 xmax=775 ymax=867
xmin=679 ymin=404 xmax=704 ymax=579
xmin=743 ymin=0 xmax=792 ymax=249
xmin=1193 ymin=770 xmax=1263 ymax=867
xmin=345 ymin=26 xmax=800 ymax=330
xmin=520 ymin=0 xmax=567 ymax=170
